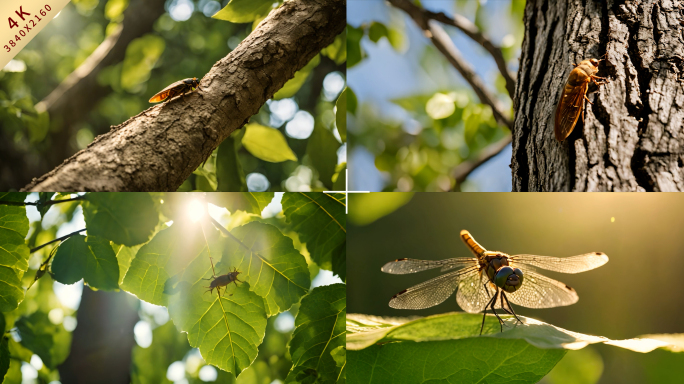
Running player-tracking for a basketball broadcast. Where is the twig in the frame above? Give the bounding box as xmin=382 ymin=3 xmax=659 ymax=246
xmin=30 ymin=228 xmax=86 ymax=253
xmin=386 ymin=0 xmax=515 ymax=97
xmin=0 ymin=195 xmax=84 ymax=207
xmin=387 ymin=0 xmax=513 ymax=130
xmin=451 ymin=135 xmax=512 ymax=189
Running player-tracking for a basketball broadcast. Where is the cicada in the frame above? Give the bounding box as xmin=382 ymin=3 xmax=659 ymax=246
xmin=203 ymin=267 xmax=243 ymax=297
xmin=554 ymin=58 xmax=609 ymax=141
xmin=149 ymin=77 xmax=200 ymax=103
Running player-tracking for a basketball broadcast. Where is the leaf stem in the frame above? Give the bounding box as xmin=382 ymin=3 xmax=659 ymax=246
xmin=30 ymin=228 xmax=86 ymax=253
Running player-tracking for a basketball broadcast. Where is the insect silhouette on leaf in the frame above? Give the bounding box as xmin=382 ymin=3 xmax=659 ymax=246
xmin=554 ymin=57 xmax=610 ymax=141
xmin=149 ymin=77 xmax=200 ymax=103
xmin=203 ymin=257 xmax=243 ymax=297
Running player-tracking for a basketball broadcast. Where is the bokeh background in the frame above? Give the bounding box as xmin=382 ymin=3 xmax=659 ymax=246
xmin=348 ymin=0 xmax=523 ymax=192
xmin=0 ymin=0 xmax=346 ymax=192
xmin=348 ymin=193 xmax=684 ymax=383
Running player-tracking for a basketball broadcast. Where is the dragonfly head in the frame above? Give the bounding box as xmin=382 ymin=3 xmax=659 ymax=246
xmin=485 ymin=254 xmax=509 ymax=281
xmin=494 ymin=266 xmax=524 ymax=293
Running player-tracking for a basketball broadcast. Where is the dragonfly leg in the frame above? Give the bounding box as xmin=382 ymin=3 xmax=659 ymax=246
xmin=479 ymin=293 xmax=498 ymax=335
xmin=489 ymin=291 xmax=505 ymax=333
xmin=501 ymin=293 xmax=523 ymax=325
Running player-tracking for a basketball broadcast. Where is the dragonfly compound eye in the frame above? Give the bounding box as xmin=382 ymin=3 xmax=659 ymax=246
xmin=495 ymin=267 xmax=524 ymax=292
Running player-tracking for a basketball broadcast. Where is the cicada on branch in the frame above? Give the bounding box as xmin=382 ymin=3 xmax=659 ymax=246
xmin=554 ymin=58 xmax=610 ymax=141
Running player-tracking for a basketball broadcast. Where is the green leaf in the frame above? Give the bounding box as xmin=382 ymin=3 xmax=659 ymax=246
xmin=274 ymin=54 xmax=320 ymax=100
xmin=121 ymin=220 xmax=221 ymax=306
xmin=348 ymin=335 xmax=565 ymax=384
xmin=0 ymin=193 xmax=30 ymax=312
xmin=212 ymin=0 xmax=275 ymax=23
xmin=321 ymin=31 xmax=346 ymax=65
xmin=368 ymin=22 xmax=389 ymax=43
xmin=336 ymin=88 xmax=347 ymax=142
xmin=112 ymin=243 xmax=141 ymax=286
xmin=348 ymin=193 xmax=414 ymax=226
xmin=216 ymin=136 xmax=247 ymax=192
xmin=282 ymin=193 xmax=346 ymax=280
xmin=167 ymin=280 xmax=267 ymax=376
xmin=130 ymin=321 xmax=190 ymax=384
xmin=331 ymin=346 xmax=346 ymax=383
xmin=206 ymin=192 xmax=275 ymax=215
xmin=347 ymin=313 xmax=684 ymax=353
xmin=347 ymin=25 xmax=365 ymax=68
xmin=15 ymin=311 xmax=71 ymax=369
xmin=84 ymin=193 xmax=159 ymax=246
xmin=242 ymin=123 xmax=298 ymax=163
xmin=51 ymin=235 xmax=120 ymax=291
xmin=426 ymin=92 xmax=456 ymax=120
xmin=36 ymin=193 xmax=56 ymax=218
xmin=3 ymin=360 xmax=20 ymax=384
xmin=285 ymin=284 xmax=346 ymax=383
xmin=306 ymin=126 xmax=341 ymax=189
xmin=220 ymin=221 xmax=311 ymax=316
xmin=333 ymin=163 xmax=346 ymax=191
xmin=346 ymin=87 xmax=358 ymax=115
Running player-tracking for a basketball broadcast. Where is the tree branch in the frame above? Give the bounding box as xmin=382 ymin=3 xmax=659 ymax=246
xmin=35 ymin=0 xmax=168 ymax=170
xmin=451 ymin=135 xmax=512 ymax=188
xmin=387 ymin=0 xmax=513 ymax=130
xmin=23 ymin=0 xmax=346 ymax=192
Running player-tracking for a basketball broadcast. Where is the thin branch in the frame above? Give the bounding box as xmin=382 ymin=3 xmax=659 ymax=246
xmin=30 ymin=228 xmax=86 ymax=253
xmin=420 ymin=9 xmax=516 ymax=98
xmin=451 ymin=135 xmax=512 ymax=189
xmin=387 ymin=0 xmax=513 ymax=130
xmin=0 ymin=196 xmax=84 ymax=207
xmin=22 ymin=0 xmax=345 ymax=192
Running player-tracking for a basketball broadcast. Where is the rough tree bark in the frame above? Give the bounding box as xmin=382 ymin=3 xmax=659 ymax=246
xmin=512 ymin=0 xmax=684 ymax=191
xmin=0 ymin=0 xmax=167 ymax=190
xmin=23 ymin=0 xmax=345 ymax=192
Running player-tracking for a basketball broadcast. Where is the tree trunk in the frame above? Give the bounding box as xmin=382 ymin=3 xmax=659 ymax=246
xmin=57 ymin=288 xmax=139 ymax=384
xmin=512 ymin=0 xmax=684 ymax=191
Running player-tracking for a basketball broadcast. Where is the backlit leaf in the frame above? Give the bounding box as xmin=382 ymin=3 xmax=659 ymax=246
xmin=274 ymin=55 xmax=320 ymax=100
xmin=212 ymin=0 xmax=276 ymax=23
xmin=220 ymin=221 xmax=311 ymax=316
xmin=336 ymin=88 xmax=347 ymax=142
xmin=242 ymin=123 xmax=298 ymax=163
xmin=206 ymin=192 xmax=275 ymax=215
xmin=282 ymin=193 xmax=346 ymax=280
xmin=285 ymin=284 xmax=346 ymax=383
xmin=15 ymin=311 xmax=71 ymax=369
xmin=84 ymin=193 xmax=159 ymax=246
xmin=0 ymin=192 xmax=30 ymax=312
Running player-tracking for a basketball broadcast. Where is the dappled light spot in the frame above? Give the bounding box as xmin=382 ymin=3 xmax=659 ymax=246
xmin=246 ymin=173 xmax=270 ymax=192
xmin=286 ymin=111 xmax=315 ymax=139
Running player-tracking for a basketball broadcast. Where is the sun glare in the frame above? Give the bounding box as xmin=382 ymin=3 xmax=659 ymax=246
xmin=187 ymin=199 xmax=206 ymax=222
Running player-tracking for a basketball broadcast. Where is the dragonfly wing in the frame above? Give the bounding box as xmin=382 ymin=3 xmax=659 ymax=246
xmin=456 ymin=270 xmax=499 ymax=313
xmin=389 ymin=266 xmax=478 ymax=310
xmin=506 ymin=270 xmax=578 ymax=308
xmin=381 ymin=258 xmax=476 ymax=274
xmin=510 ymin=252 xmax=608 ymax=274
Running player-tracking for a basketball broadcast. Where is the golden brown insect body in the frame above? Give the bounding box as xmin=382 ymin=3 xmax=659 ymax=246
xmin=554 ymin=58 xmax=609 ymax=141
xmin=203 ymin=267 xmax=242 ymax=296
xmin=149 ymin=77 xmax=200 ymax=103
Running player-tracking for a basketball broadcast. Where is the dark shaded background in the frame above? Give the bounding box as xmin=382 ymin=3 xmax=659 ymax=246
xmin=348 ymin=193 xmax=684 ymax=384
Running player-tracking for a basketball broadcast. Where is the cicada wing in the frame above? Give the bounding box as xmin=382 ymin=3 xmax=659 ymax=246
xmin=381 ymin=258 xmax=476 ymax=274
xmin=510 ymin=252 xmax=608 ymax=274
xmin=456 ymin=270 xmax=499 ymax=313
xmin=554 ymin=82 xmax=588 ymax=141
xmin=388 ymin=266 xmax=478 ymax=310
xmin=149 ymin=90 xmax=171 ymax=103
xmin=506 ymin=270 xmax=578 ymax=309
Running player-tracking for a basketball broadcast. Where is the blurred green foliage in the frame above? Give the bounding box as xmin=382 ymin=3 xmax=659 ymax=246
xmin=348 ymin=0 xmax=526 ymax=191
xmin=1 ymin=0 xmax=345 ymax=192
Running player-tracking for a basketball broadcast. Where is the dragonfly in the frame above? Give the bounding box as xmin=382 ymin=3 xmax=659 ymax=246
xmin=382 ymin=230 xmax=609 ymax=334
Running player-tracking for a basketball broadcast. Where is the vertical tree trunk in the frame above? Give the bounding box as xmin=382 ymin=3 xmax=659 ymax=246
xmin=512 ymin=0 xmax=684 ymax=191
